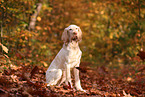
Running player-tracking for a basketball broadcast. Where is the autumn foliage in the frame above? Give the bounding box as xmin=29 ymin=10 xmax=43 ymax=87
xmin=137 ymin=49 xmax=145 ymax=61
xmin=0 ymin=0 xmax=145 ymax=96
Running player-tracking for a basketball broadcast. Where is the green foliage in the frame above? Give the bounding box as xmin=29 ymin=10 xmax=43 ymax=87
xmin=1 ymin=0 xmax=37 ymax=28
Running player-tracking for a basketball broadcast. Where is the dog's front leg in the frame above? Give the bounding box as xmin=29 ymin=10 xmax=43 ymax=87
xmin=74 ymin=67 xmax=86 ymax=92
xmin=66 ymin=64 xmax=73 ymax=88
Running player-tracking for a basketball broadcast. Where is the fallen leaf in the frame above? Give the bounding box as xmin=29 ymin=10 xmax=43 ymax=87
xmin=22 ymin=90 xmax=33 ymax=97
xmin=137 ymin=49 xmax=145 ymax=61
xmin=127 ymin=77 xmax=132 ymax=82
xmin=30 ymin=66 xmax=39 ymax=78
xmin=0 ymin=88 xmax=8 ymax=97
xmin=0 ymin=43 xmax=8 ymax=53
xmin=41 ymin=61 xmax=48 ymax=67
xmin=4 ymin=69 xmax=10 ymax=75
xmin=123 ymin=90 xmax=132 ymax=97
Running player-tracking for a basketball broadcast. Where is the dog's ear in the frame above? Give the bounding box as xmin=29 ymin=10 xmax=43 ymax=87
xmin=78 ymin=27 xmax=82 ymax=42
xmin=61 ymin=28 xmax=69 ymax=43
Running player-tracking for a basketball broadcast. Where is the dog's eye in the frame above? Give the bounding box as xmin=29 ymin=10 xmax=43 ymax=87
xmin=69 ymin=29 xmax=72 ymax=30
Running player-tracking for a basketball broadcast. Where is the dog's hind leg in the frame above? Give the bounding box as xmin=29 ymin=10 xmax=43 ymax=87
xmin=58 ymin=71 xmax=66 ymax=86
xmin=46 ymin=69 xmax=62 ymax=86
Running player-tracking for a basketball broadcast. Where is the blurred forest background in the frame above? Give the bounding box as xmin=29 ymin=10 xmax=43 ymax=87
xmin=1 ymin=0 xmax=145 ymax=96
xmin=1 ymin=0 xmax=145 ymax=68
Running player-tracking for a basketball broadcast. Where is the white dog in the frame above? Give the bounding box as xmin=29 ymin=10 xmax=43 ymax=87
xmin=46 ymin=25 xmax=85 ymax=92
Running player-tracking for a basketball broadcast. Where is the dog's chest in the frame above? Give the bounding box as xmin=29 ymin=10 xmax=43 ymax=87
xmin=66 ymin=48 xmax=81 ymax=67
xmin=68 ymin=50 xmax=79 ymax=59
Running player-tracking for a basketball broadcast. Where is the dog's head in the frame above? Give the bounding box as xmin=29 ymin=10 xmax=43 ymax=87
xmin=61 ymin=25 xmax=82 ymax=43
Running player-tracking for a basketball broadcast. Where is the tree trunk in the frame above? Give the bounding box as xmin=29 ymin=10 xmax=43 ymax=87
xmin=28 ymin=3 xmax=42 ymax=30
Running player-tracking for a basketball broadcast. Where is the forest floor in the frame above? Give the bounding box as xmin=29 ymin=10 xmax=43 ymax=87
xmin=0 ymin=62 xmax=145 ymax=97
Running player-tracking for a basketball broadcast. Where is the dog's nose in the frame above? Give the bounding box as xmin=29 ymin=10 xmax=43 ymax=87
xmin=73 ymin=32 xmax=77 ymax=35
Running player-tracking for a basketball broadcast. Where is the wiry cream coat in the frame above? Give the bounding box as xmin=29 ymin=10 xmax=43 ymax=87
xmin=46 ymin=25 xmax=85 ymax=92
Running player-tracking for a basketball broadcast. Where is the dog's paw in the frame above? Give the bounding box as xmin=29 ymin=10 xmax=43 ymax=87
xmin=76 ymin=87 xmax=87 ymax=92
xmin=78 ymin=89 xmax=87 ymax=92
xmin=81 ymin=89 xmax=87 ymax=92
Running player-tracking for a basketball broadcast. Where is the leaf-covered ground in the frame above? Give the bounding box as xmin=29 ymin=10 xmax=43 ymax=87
xmin=0 ymin=62 xmax=145 ymax=97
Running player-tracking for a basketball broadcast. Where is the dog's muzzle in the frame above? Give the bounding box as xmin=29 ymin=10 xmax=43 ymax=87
xmin=72 ymin=36 xmax=78 ymax=41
